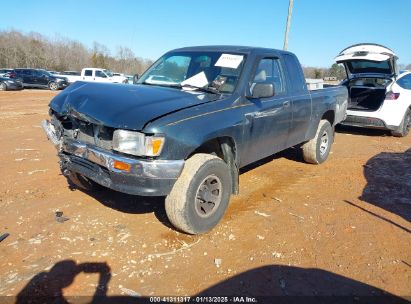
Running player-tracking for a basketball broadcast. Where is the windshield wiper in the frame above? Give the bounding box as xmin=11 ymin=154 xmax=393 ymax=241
xmin=141 ymin=81 xmax=221 ymax=94
xmin=179 ymin=84 xmax=220 ymax=94
xmin=141 ymin=81 xmax=180 ymax=88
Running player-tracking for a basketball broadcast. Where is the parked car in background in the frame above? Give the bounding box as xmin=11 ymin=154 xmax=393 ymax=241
xmin=43 ymin=45 xmax=348 ymax=234
xmin=12 ymin=69 xmax=69 ymax=91
xmin=337 ymin=43 xmax=411 ymax=137
xmin=144 ymin=75 xmax=176 ymax=85
xmin=60 ymin=71 xmax=82 ymax=84
xmin=0 ymin=69 xmax=15 ymax=77
xmin=80 ymin=68 xmax=128 ymax=83
xmin=62 ymin=71 xmax=81 ymax=75
xmin=0 ymin=76 xmax=24 ymax=91
xmin=112 ymin=72 xmax=129 ymax=83
xmin=125 ymin=75 xmax=134 ymax=84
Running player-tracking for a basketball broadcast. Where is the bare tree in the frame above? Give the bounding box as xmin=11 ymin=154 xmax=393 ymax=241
xmin=0 ymin=30 xmax=153 ymax=75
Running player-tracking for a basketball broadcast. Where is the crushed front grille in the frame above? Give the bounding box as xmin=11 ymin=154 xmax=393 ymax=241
xmin=53 ymin=114 xmax=114 ymax=150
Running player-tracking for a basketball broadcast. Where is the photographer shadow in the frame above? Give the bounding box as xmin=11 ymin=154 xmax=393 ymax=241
xmin=360 ymin=148 xmax=411 ymax=223
xmin=16 ymin=260 xmax=111 ymax=304
xmin=16 ymin=261 xmax=408 ymax=304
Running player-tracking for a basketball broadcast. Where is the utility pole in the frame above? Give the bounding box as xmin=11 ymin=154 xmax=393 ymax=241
xmin=283 ymin=0 xmax=294 ymax=51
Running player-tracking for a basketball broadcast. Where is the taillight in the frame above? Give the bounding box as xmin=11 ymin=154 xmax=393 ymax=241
xmin=386 ymin=91 xmax=400 ymax=100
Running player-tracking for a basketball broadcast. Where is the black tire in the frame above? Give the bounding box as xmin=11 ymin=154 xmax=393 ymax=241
xmin=0 ymin=82 xmax=7 ymax=91
xmin=65 ymin=170 xmax=99 ymax=192
xmin=302 ymin=120 xmax=334 ymax=164
xmin=165 ymin=154 xmax=232 ymax=234
xmin=391 ymin=109 xmax=410 ymax=137
xmin=49 ymin=81 xmax=58 ymax=91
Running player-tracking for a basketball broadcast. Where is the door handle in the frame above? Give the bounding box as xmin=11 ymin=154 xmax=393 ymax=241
xmin=283 ymin=100 xmax=291 ymax=108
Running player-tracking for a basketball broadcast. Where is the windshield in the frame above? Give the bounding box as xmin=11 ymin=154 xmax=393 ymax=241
xmin=103 ymin=69 xmax=113 ymax=77
xmin=138 ymin=51 xmax=246 ymax=93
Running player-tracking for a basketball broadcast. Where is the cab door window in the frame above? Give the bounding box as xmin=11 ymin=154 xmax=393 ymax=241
xmin=95 ymin=70 xmax=107 ymax=78
xmin=252 ymin=58 xmax=286 ymax=95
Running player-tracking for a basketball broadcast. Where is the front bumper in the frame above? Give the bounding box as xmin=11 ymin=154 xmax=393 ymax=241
xmin=42 ymin=120 xmax=184 ymax=196
xmin=57 ymin=82 xmax=69 ymax=89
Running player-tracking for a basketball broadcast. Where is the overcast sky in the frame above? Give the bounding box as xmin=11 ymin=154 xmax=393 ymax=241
xmin=3 ymin=0 xmax=411 ymax=67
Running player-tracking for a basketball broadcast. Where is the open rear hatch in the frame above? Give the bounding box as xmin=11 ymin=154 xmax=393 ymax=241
xmin=335 ymin=43 xmax=398 ymax=111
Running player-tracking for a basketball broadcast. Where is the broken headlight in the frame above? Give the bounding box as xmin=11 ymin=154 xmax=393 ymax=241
xmin=112 ymin=130 xmax=165 ymax=157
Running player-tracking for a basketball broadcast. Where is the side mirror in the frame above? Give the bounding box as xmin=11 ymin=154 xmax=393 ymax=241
xmin=133 ymin=74 xmax=139 ymax=84
xmin=251 ymin=83 xmax=275 ymax=98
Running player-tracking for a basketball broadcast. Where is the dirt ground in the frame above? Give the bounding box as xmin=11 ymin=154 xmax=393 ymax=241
xmin=0 ymin=90 xmax=410 ymax=301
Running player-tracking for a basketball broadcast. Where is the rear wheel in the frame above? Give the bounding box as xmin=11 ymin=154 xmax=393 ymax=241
xmin=165 ymin=154 xmax=232 ymax=234
xmin=49 ymin=81 xmax=58 ymax=91
xmin=302 ymin=120 xmax=334 ymax=164
xmin=0 ymin=82 xmax=7 ymax=91
xmin=391 ymin=109 xmax=410 ymax=137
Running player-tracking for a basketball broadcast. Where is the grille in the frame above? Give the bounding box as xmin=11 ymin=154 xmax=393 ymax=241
xmin=57 ymin=115 xmax=114 ymax=150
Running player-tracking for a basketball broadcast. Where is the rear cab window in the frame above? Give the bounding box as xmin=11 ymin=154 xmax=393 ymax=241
xmin=84 ymin=70 xmax=93 ymax=77
xmin=283 ymin=54 xmax=307 ymax=93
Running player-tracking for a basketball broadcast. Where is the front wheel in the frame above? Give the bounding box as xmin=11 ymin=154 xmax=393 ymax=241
xmin=391 ymin=109 xmax=410 ymax=137
xmin=165 ymin=154 xmax=232 ymax=234
xmin=0 ymin=82 xmax=7 ymax=91
xmin=49 ymin=81 xmax=58 ymax=91
xmin=64 ymin=170 xmax=100 ymax=192
xmin=302 ymin=120 xmax=334 ymax=164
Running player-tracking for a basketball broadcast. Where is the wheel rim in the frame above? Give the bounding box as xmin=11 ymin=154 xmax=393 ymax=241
xmin=195 ymin=174 xmax=222 ymax=218
xmin=0 ymin=83 xmax=5 ymax=90
xmin=319 ymin=131 xmax=329 ymax=157
xmin=50 ymin=82 xmax=57 ymax=90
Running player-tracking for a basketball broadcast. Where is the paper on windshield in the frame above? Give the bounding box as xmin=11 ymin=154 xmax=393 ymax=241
xmin=215 ymin=54 xmax=244 ymax=69
xmin=181 ymin=71 xmax=209 ymax=88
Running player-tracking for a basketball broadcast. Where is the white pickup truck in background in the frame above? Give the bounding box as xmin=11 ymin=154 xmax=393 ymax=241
xmin=76 ymin=68 xmax=128 ymax=84
xmin=60 ymin=69 xmax=128 ymax=84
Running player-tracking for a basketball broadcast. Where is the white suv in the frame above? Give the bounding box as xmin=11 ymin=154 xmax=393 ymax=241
xmin=336 ymin=43 xmax=411 ymax=137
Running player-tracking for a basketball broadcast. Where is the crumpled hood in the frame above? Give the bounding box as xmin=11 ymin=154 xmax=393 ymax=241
xmin=49 ymin=81 xmax=215 ymax=130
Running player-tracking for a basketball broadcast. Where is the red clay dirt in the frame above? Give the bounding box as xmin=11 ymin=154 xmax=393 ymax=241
xmin=0 ymin=90 xmax=410 ymax=301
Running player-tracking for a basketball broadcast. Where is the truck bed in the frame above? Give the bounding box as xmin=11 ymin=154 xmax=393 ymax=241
xmin=310 ymin=85 xmax=349 ymax=125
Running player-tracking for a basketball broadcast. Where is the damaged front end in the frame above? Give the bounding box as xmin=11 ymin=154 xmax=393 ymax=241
xmin=41 ymin=111 xmax=184 ymax=196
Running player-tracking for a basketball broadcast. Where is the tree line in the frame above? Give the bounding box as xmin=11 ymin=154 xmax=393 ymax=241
xmin=303 ymin=64 xmax=345 ymax=80
xmin=0 ymin=30 xmax=153 ymax=75
xmin=1 ymin=30 xmax=410 ymax=79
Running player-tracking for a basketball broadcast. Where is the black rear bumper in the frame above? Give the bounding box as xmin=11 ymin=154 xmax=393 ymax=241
xmin=340 ymin=115 xmax=388 ymax=129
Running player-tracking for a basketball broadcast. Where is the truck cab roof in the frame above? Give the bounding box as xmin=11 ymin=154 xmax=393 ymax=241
xmin=171 ymin=45 xmax=295 ymax=56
